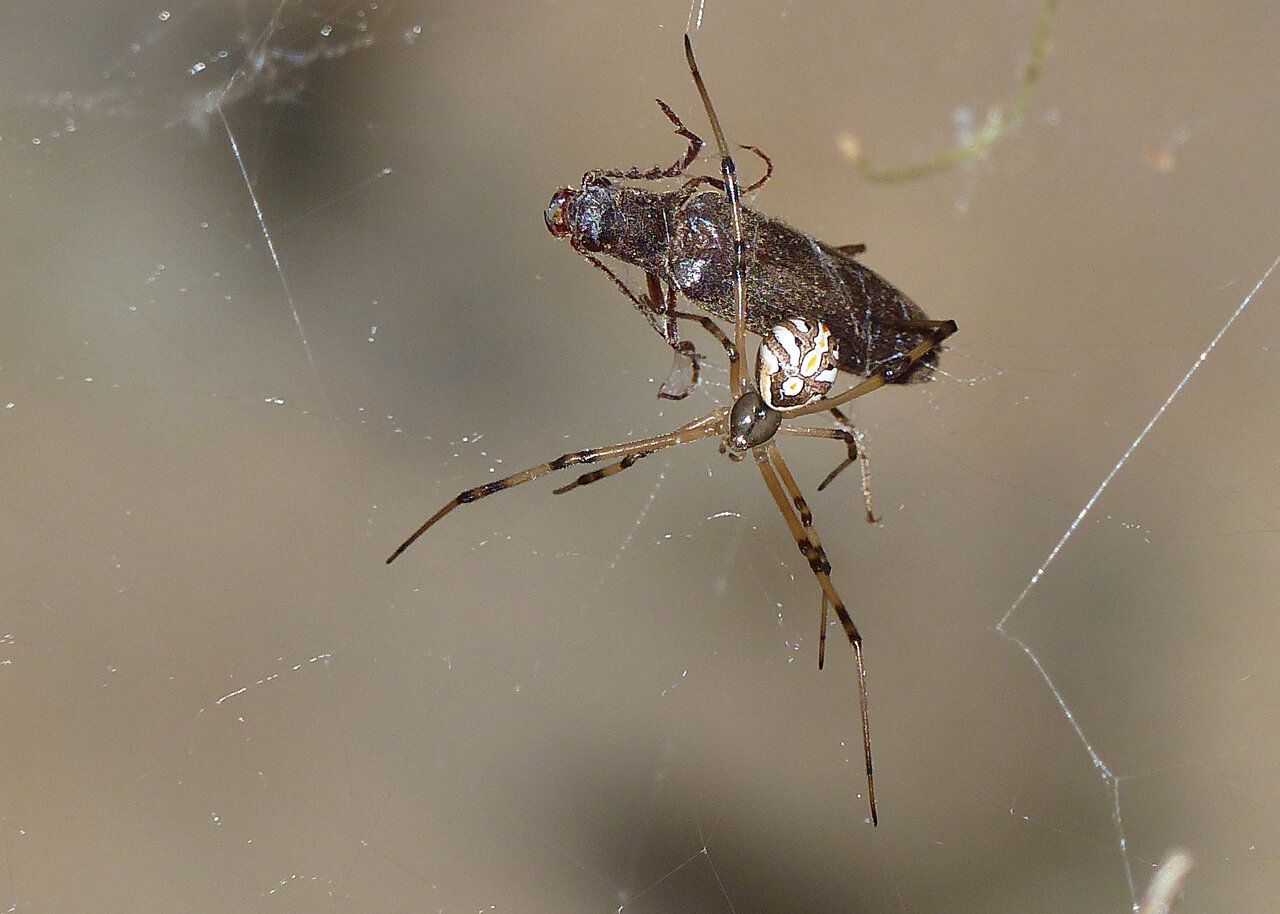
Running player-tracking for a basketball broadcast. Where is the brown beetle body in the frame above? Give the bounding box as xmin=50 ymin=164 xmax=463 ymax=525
xmin=547 ymin=180 xmax=942 ymax=386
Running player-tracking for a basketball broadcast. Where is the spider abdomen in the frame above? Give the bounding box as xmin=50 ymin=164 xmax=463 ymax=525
xmin=757 ymin=318 xmax=839 ymax=411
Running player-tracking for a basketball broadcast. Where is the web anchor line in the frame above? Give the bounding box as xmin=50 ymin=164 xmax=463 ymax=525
xmin=997 ymin=247 xmax=1280 ymax=911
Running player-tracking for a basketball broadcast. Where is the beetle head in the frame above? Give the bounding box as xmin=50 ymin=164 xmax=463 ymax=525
xmin=544 ymin=178 xmax=617 ymax=254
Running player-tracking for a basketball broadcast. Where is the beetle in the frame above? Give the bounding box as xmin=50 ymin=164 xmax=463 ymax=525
xmin=544 ymin=97 xmax=954 ymax=399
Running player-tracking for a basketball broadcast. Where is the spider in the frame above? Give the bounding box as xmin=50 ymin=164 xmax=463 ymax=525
xmin=388 ymin=35 xmax=957 ymax=826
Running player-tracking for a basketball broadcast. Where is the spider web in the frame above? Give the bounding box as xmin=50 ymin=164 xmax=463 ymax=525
xmin=2 ymin=1 xmax=1277 ymax=911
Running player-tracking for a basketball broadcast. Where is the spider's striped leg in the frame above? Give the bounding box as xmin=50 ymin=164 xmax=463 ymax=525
xmin=760 ymin=446 xmax=841 ymax=672
xmin=824 ymin=408 xmax=874 ymax=522
xmin=386 ymin=411 xmax=725 ymax=564
xmin=878 ymin=318 xmax=959 ymax=381
xmin=684 ymin=34 xmax=749 ymax=399
xmin=777 ymin=408 xmax=877 ymax=524
xmin=754 ymin=440 xmax=877 ymax=826
xmin=553 ymin=310 xmax=738 ymax=496
xmin=552 ymin=451 xmax=651 ymax=495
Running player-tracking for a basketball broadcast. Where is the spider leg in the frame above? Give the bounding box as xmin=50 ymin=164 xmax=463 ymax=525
xmin=790 ymin=320 xmax=956 ymax=417
xmin=386 ymin=412 xmax=724 ymax=564
xmin=684 ymin=34 xmax=748 ymax=398
xmin=776 ymin=408 xmax=877 ymax=523
xmin=557 ymin=310 xmax=736 ymax=493
xmin=552 ymin=451 xmax=651 ymax=495
xmin=754 ymin=440 xmax=877 ymax=826
xmin=829 ymin=407 xmax=877 ymax=525
xmin=875 ymin=318 xmax=957 ymax=382
xmin=685 ymin=37 xmax=874 ymax=822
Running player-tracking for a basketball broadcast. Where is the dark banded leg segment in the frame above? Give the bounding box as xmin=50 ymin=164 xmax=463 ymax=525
xmin=386 ymin=412 xmax=724 ymax=564
xmin=754 ymin=439 xmax=877 ymax=826
xmin=777 ymin=408 xmax=877 ymax=523
xmin=552 ymin=451 xmax=652 ymax=495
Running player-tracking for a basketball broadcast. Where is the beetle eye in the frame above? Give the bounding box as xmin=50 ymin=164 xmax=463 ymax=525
xmin=756 ymin=318 xmax=840 ymax=411
xmin=544 ymin=189 xmax=572 ymax=237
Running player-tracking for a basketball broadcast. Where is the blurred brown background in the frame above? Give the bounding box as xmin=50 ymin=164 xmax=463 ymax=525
xmin=1 ymin=1 xmax=1277 ymax=910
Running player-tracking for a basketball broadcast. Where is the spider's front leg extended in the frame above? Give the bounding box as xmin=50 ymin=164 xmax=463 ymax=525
xmin=551 ymin=311 xmax=743 ymax=495
xmin=386 ymin=412 xmax=725 ymax=564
